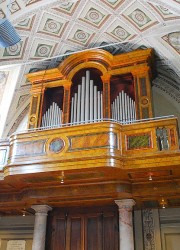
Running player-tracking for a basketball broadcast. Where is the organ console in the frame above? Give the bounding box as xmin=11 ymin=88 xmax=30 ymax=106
xmin=26 ymin=48 xmax=154 ymax=129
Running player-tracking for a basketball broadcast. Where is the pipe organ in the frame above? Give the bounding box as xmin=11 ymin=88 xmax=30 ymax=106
xmin=8 ymin=47 xmax=162 ymax=250
xmin=27 ymin=49 xmax=154 ymax=130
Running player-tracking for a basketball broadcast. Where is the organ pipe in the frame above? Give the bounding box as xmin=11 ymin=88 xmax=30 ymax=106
xmin=101 ymin=93 xmax=103 ymax=120
xmin=70 ymin=70 xmax=103 ymax=124
xmin=97 ymin=91 xmax=101 ymax=120
xmin=111 ymin=90 xmax=136 ymax=123
xmin=77 ymin=85 xmax=81 ymax=123
xmin=73 ymin=93 xmax=77 ymax=123
xmin=85 ymin=71 xmax=90 ymax=122
xmin=41 ymin=102 xmax=63 ymax=128
xmin=70 ymin=97 xmax=74 ymax=124
xmin=90 ymin=80 xmax=94 ymax=121
xmin=80 ymin=77 xmax=85 ymax=122
xmin=94 ymin=85 xmax=97 ymax=121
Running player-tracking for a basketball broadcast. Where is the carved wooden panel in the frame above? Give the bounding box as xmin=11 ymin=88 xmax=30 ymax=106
xmin=126 ymin=133 xmax=152 ymax=150
xmin=140 ymin=78 xmax=147 ymax=97
xmin=68 ymin=132 xmax=117 ymax=151
xmin=170 ymin=128 xmax=176 ymax=147
xmin=12 ymin=139 xmax=46 ymax=157
xmin=104 ymin=82 xmax=110 ymax=118
xmin=28 ymin=95 xmax=41 ymax=128
xmin=63 ymin=88 xmax=70 ymax=124
xmin=138 ymin=76 xmax=153 ymax=119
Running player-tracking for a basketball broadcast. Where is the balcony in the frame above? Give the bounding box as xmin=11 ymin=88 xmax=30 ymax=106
xmin=0 ymin=116 xmax=179 ymax=178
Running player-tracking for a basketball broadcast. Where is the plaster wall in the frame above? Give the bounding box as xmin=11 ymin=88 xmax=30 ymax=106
xmin=152 ymin=87 xmax=180 ymax=128
xmin=0 ymin=216 xmax=34 ymax=250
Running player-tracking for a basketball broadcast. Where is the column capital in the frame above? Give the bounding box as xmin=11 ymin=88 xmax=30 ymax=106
xmin=115 ymin=199 xmax=136 ymax=209
xmin=31 ymin=205 xmax=52 ymax=215
xmin=101 ymin=73 xmax=111 ymax=82
xmin=63 ymin=80 xmax=72 ymax=89
xmin=131 ymin=65 xmax=150 ymax=77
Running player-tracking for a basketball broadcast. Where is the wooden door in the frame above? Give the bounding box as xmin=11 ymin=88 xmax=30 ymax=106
xmin=46 ymin=206 xmax=119 ymax=250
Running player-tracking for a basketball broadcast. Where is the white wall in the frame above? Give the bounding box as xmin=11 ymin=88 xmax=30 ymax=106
xmin=0 ymin=215 xmax=34 ymax=250
xmin=152 ymin=87 xmax=180 ymax=127
xmin=0 ymin=66 xmax=21 ymax=138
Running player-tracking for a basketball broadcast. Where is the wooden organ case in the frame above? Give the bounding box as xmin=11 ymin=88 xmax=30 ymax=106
xmin=25 ymin=49 xmax=155 ymax=250
xmin=27 ymin=49 xmax=154 ymax=130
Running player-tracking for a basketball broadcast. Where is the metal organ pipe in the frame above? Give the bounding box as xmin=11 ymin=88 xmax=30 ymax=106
xmin=71 ymin=97 xmax=74 ymax=123
xmin=77 ymin=85 xmax=81 ymax=123
xmin=133 ymin=100 xmax=136 ymax=120
xmin=47 ymin=109 xmax=50 ymax=127
xmin=50 ymin=102 xmax=53 ymax=126
xmin=117 ymin=95 xmax=120 ymax=121
xmin=124 ymin=92 xmax=126 ymax=121
xmin=89 ymin=80 xmax=94 ymax=121
xmin=126 ymin=95 xmax=129 ymax=120
xmin=70 ymin=70 xmax=103 ymax=124
xmin=41 ymin=102 xmax=63 ymax=128
xmin=119 ymin=93 xmax=122 ymax=121
xmin=85 ymin=71 xmax=90 ymax=122
xmin=73 ymin=93 xmax=77 ymax=123
xmin=97 ymin=91 xmax=101 ymax=120
xmin=114 ymin=99 xmax=117 ymax=120
xmin=111 ymin=90 xmax=136 ymax=123
xmin=101 ymin=92 xmax=103 ymax=119
xmin=121 ymin=91 xmax=125 ymax=122
xmin=80 ymin=77 xmax=85 ymax=122
xmin=94 ymin=85 xmax=97 ymax=121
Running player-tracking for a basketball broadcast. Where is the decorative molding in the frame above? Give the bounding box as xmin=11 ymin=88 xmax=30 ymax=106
xmin=142 ymin=209 xmax=162 ymax=250
xmin=142 ymin=209 xmax=156 ymax=250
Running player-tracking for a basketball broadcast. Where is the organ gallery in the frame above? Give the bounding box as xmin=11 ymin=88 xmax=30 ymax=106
xmin=0 ymin=48 xmax=180 ymax=250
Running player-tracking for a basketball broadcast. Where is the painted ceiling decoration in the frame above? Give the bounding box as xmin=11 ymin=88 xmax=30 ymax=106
xmin=0 ymin=0 xmax=179 ymax=136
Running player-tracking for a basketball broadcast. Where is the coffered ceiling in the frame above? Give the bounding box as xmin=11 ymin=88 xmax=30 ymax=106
xmin=0 ymin=0 xmax=179 ymax=136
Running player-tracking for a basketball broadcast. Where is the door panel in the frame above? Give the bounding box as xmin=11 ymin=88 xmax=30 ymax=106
xmin=69 ymin=218 xmax=82 ymax=250
xmin=46 ymin=206 xmax=119 ymax=250
xmin=54 ymin=218 xmax=66 ymax=250
xmin=87 ymin=215 xmax=102 ymax=250
xmin=161 ymin=226 xmax=180 ymax=250
xmin=103 ymin=214 xmax=118 ymax=250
